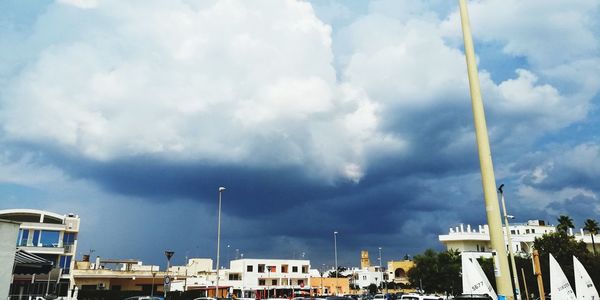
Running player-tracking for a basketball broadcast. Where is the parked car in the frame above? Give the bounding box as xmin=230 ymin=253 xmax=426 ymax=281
xmin=453 ymin=295 xmax=492 ymax=300
xmin=123 ymin=297 xmax=165 ymax=300
xmin=193 ymin=298 xmax=218 ymax=300
xmin=400 ymin=294 xmax=443 ymax=300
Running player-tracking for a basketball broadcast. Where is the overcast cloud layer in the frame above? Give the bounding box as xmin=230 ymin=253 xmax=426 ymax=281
xmin=1 ymin=0 xmax=599 ymax=266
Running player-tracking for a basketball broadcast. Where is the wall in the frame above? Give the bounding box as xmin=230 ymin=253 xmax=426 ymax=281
xmin=0 ymin=220 xmax=19 ymax=299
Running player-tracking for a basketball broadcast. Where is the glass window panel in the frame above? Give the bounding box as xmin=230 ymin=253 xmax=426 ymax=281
xmin=40 ymin=230 xmax=60 ymax=247
xmin=32 ymin=230 xmax=40 ymax=246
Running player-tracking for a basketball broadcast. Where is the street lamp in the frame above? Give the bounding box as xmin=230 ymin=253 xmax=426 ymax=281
xmin=216 ymin=186 xmax=226 ymax=299
xmin=333 ymin=231 xmax=338 ymax=295
xmin=164 ymin=250 xmax=175 ymax=298
xmin=378 ymin=247 xmax=384 ymax=293
xmin=498 ymin=184 xmax=521 ymax=300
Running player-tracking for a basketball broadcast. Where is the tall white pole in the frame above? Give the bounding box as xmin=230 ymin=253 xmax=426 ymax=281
xmin=334 ymin=231 xmax=338 ymax=295
xmin=457 ymin=0 xmax=513 ymax=298
xmin=378 ymin=247 xmax=383 ymax=293
xmin=499 ymin=185 xmax=521 ymax=300
xmin=216 ymin=187 xmax=226 ymax=298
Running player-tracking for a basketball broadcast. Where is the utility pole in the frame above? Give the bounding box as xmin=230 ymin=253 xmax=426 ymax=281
xmin=532 ymin=250 xmax=545 ymax=300
xmin=457 ymin=0 xmax=514 ymax=298
xmin=498 ymin=184 xmax=521 ymax=300
xmin=521 ymin=268 xmax=529 ymax=300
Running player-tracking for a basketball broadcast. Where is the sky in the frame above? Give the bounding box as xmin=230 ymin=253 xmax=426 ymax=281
xmin=1 ymin=0 xmax=599 ymax=269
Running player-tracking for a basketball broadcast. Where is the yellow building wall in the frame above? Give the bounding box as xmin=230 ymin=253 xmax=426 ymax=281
xmin=387 ymin=260 xmax=415 ymax=285
xmin=310 ymin=277 xmax=350 ymax=295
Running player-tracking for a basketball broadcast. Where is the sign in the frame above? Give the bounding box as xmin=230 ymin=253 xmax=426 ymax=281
xmin=164 ymin=275 xmax=171 ymax=285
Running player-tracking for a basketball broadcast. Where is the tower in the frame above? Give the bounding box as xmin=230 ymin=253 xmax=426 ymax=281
xmin=361 ymin=250 xmax=370 ymax=269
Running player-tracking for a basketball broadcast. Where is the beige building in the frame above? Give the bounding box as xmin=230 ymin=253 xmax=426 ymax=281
xmin=72 ymin=257 xmax=167 ymax=294
xmin=310 ymin=277 xmax=350 ymax=295
xmin=387 ymin=259 xmax=414 ymax=285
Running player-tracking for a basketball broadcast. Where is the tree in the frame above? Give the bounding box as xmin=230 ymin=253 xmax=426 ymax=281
xmin=368 ymin=283 xmax=378 ymax=295
xmin=534 ymin=231 xmax=591 ymax=290
xmin=406 ymin=249 xmax=461 ymax=295
xmin=556 ymin=215 xmax=575 ymax=233
xmin=584 ymin=218 xmax=600 ymax=255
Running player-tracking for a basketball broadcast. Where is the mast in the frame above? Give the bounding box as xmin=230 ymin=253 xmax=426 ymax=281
xmin=457 ymin=0 xmax=514 ymax=298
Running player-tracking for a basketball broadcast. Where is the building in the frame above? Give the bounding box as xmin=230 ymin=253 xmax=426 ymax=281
xmin=310 ymin=276 xmax=350 ymax=295
xmin=0 ymin=219 xmax=19 ymax=299
xmin=439 ymin=219 xmax=600 ymax=255
xmin=72 ymin=256 xmax=166 ymax=294
xmin=171 ymin=258 xmax=312 ymax=298
xmin=0 ymin=209 xmax=80 ymax=298
xmin=344 ymin=250 xmax=388 ymax=289
xmin=386 ymin=259 xmax=414 ymax=286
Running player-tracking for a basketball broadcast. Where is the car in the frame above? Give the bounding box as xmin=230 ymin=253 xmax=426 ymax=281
xmin=123 ymin=297 xmax=165 ymax=300
xmin=193 ymin=298 xmax=217 ymax=300
xmin=453 ymin=295 xmax=493 ymax=300
xmin=399 ymin=295 xmax=443 ymax=300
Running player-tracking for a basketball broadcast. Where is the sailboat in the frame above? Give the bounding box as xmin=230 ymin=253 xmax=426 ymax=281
xmin=549 ymin=253 xmax=577 ymax=299
xmin=574 ymin=256 xmax=599 ymax=299
xmin=461 ymin=254 xmax=498 ymax=300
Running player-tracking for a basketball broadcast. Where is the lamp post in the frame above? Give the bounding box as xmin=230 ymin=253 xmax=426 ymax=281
xmin=458 ymin=0 xmax=513 ymax=298
xmin=334 ymin=231 xmax=338 ymax=295
xmin=498 ymin=184 xmax=521 ymax=300
xmin=151 ymin=271 xmax=156 ymax=298
xmin=378 ymin=247 xmax=384 ymax=294
xmin=216 ymin=186 xmax=226 ymax=299
xmin=164 ymin=250 xmax=174 ymax=298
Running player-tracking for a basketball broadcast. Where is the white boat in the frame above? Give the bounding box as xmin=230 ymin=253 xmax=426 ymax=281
xmin=574 ymin=255 xmax=599 ymax=299
xmin=549 ymin=253 xmax=577 ymax=300
xmin=461 ymin=255 xmax=497 ymax=300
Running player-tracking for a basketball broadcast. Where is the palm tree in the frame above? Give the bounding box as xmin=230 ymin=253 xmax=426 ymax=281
xmin=556 ymin=215 xmax=575 ymax=233
xmin=583 ymin=218 xmax=600 ymax=255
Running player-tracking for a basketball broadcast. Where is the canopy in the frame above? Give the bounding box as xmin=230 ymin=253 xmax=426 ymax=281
xmin=13 ymin=249 xmax=54 ymax=274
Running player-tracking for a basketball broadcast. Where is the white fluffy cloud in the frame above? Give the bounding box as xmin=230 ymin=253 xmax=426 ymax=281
xmin=0 ymin=0 xmax=404 ymax=182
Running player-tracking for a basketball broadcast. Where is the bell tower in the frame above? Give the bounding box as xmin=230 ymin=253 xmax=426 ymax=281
xmin=361 ymin=250 xmax=370 ymax=269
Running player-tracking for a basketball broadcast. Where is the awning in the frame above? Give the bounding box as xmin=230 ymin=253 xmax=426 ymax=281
xmin=14 ymin=249 xmax=54 ymax=274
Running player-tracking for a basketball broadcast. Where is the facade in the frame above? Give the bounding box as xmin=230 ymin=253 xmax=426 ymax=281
xmin=171 ymin=258 xmax=312 ymax=298
xmin=310 ymin=277 xmax=350 ymax=295
xmin=439 ymin=219 xmax=600 ymax=255
xmin=386 ymin=259 xmax=414 ymax=285
xmin=72 ymin=256 xmax=166 ymax=294
xmin=0 ymin=219 xmax=19 ymax=299
xmin=345 ymin=266 xmax=387 ymax=289
xmin=0 ymin=209 xmax=80 ymax=298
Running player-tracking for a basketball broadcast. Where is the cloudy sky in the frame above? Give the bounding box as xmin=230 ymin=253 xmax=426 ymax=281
xmin=1 ymin=0 xmax=599 ymax=268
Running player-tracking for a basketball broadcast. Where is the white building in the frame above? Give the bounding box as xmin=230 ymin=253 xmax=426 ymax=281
xmin=171 ymin=258 xmax=312 ymax=298
xmin=0 ymin=209 xmax=80 ymax=298
xmin=343 ymin=266 xmax=387 ymax=289
xmin=439 ymin=219 xmax=599 ymax=255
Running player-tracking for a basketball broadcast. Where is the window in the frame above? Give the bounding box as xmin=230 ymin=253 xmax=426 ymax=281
xmin=532 ymin=229 xmax=536 ymax=233
xmin=268 ymin=266 xmax=276 ymax=272
xmin=17 ymin=229 xmax=29 ymax=247
xmin=510 ymin=230 xmax=516 ymax=234
xmin=281 ymin=264 xmax=288 ymax=273
xmin=40 ymin=230 xmax=60 ymax=247
xmin=292 ymin=266 xmax=298 ymax=273
xmin=298 ymin=279 xmax=304 ymax=286
xmin=59 ymin=256 xmax=72 ymax=273
xmin=32 ymin=230 xmax=40 ymax=246
xmin=271 ymin=279 xmax=277 ymax=285
xmin=302 ymin=265 xmax=309 ymax=273
xmin=526 ymin=229 xmax=530 ymax=234
xmin=258 ymin=264 xmax=265 ymax=273
xmin=259 ymin=279 xmax=266 ymax=286
xmin=229 ymin=274 xmax=241 ymax=280
xmin=63 ymin=232 xmax=76 ymax=245
xmin=247 ymin=265 xmax=253 ymax=272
